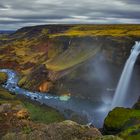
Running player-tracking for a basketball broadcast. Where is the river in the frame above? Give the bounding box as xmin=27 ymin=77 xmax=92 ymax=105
xmin=0 ymin=69 xmax=111 ymax=128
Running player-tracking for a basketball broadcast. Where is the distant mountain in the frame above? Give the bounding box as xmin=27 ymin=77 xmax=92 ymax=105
xmin=0 ymin=30 xmax=15 ymax=34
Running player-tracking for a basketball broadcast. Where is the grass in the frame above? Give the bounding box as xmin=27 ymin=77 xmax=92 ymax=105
xmin=22 ymin=101 xmax=64 ymax=124
xmin=50 ymin=24 xmax=140 ymax=37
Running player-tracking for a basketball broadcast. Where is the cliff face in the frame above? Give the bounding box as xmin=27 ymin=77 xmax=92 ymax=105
xmin=0 ymin=24 xmax=140 ymax=101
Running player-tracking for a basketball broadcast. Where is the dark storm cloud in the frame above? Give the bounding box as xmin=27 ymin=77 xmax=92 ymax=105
xmin=0 ymin=4 xmax=7 ymax=9
xmin=120 ymin=0 xmax=140 ymax=4
xmin=0 ymin=0 xmax=140 ymax=30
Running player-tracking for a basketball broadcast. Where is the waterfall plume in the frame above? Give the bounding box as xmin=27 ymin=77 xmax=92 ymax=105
xmin=111 ymin=41 xmax=140 ymax=109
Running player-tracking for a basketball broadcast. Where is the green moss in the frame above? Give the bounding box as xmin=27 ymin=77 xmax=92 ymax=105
xmin=104 ymin=107 xmax=140 ymax=134
xmin=22 ymin=101 xmax=64 ymax=124
xmin=119 ymin=124 xmax=140 ymax=140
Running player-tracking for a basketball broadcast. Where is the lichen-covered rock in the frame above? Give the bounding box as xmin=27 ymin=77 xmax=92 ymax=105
xmin=103 ymin=107 xmax=140 ymax=134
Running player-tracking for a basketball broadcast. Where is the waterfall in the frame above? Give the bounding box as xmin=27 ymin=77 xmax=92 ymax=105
xmin=111 ymin=41 xmax=140 ymax=109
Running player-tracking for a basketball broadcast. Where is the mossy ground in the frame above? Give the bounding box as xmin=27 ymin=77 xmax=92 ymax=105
xmin=22 ymin=101 xmax=64 ymax=124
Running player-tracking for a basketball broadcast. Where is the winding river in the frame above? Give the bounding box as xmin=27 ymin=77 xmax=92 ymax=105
xmin=0 ymin=69 xmax=111 ymax=128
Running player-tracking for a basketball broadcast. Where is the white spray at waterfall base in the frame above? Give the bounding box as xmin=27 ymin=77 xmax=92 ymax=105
xmin=111 ymin=41 xmax=140 ymax=109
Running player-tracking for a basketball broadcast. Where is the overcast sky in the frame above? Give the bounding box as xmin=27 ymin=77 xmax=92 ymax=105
xmin=0 ymin=0 xmax=140 ymax=30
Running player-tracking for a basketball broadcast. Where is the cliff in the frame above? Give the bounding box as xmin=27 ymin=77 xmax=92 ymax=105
xmin=0 ymin=24 xmax=140 ymax=101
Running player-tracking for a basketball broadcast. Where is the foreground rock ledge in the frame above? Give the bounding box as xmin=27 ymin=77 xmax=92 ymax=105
xmin=2 ymin=120 xmax=102 ymax=140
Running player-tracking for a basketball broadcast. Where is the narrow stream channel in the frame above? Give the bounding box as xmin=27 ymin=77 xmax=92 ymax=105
xmin=0 ymin=69 xmax=111 ymax=128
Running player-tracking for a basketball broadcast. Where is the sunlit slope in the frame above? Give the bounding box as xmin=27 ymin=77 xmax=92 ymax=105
xmin=46 ymin=45 xmax=101 ymax=71
xmin=50 ymin=24 xmax=140 ymax=37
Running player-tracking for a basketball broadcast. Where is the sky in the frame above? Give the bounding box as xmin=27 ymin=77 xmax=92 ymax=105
xmin=0 ymin=0 xmax=140 ymax=30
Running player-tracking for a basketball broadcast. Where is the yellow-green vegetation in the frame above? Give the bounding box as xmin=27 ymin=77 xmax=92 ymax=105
xmin=119 ymin=124 xmax=140 ymax=140
xmin=0 ymin=73 xmax=7 ymax=84
xmin=22 ymin=101 xmax=64 ymax=124
xmin=50 ymin=24 xmax=140 ymax=37
xmin=46 ymin=45 xmax=101 ymax=71
xmin=0 ymin=86 xmax=21 ymax=105
xmin=104 ymin=107 xmax=140 ymax=133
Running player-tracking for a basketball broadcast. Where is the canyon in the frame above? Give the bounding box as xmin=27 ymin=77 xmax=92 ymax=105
xmin=1 ymin=24 xmax=140 ymax=139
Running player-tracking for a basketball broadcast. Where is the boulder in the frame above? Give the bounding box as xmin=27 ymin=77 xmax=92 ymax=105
xmin=103 ymin=107 xmax=140 ymax=134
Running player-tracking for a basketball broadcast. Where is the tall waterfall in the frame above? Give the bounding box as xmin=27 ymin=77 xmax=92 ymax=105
xmin=111 ymin=41 xmax=140 ymax=109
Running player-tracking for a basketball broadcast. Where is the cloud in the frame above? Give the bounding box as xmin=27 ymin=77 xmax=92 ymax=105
xmin=0 ymin=0 xmax=140 ymax=30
